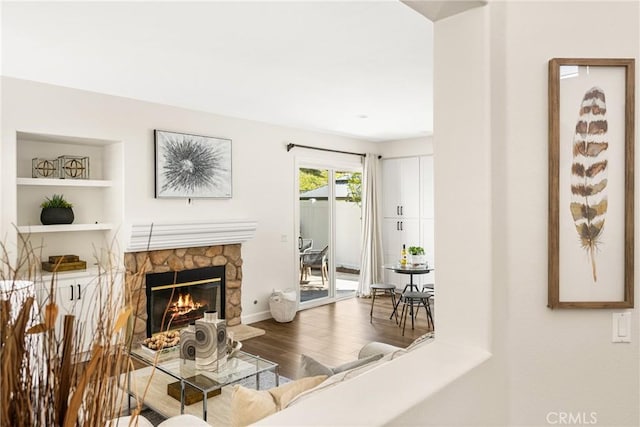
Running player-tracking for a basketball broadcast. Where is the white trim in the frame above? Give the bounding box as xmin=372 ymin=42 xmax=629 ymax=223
xmin=125 ymin=220 xmax=257 ymax=252
xmin=241 ymin=309 xmax=273 ymax=324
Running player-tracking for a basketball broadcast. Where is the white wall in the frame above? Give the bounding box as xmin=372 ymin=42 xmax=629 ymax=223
xmin=0 ymin=77 xmax=378 ymax=321
xmin=396 ymin=2 xmax=639 ymax=426
xmin=501 ymin=2 xmax=639 ymax=425
xmin=379 ymin=135 xmax=433 ymax=158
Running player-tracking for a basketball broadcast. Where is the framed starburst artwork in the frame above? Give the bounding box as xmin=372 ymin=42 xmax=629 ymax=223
xmin=154 ymin=130 xmax=232 ymax=199
xmin=548 ymin=58 xmax=635 ymax=308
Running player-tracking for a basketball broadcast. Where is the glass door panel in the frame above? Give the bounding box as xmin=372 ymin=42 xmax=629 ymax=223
xmin=334 ymin=171 xmax=361 ymax=298
xmin=299 ymin=167 xmax=330 ymax=303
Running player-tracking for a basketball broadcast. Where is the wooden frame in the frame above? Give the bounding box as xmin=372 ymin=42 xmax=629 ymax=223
xmin=154 ymin=129 xmax=232 ymax=199
xmin=548 ymin=58 xmax=635 ymax=309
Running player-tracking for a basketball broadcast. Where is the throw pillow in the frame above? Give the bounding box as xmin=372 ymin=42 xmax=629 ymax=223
xmin=230 ymin=386 xmax=275 ymax=427
xmin=230 ymin=375 xmax=327 ymax=427
xmin=268 ymin=375 xmax=327 ymax=409
xmin=299 ymin=353 xmax=334 ymax=377
xmin=405 ymin=331 xmax=435 ymax=352
xmin=332 ymin=353 xmax=384 ymax=374
xmin=299 ymin=353 xmax=384 ymax=377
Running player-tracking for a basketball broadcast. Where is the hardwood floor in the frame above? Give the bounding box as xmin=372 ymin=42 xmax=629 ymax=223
xmin=241 ymin=295 xmax=433 ymax=380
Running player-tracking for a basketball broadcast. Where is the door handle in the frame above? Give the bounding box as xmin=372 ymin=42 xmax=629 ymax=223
xmin=77 ymin=284 xmax=81 ymax=300
xmin=70 ymin=285 xmax=74 ymax=301
xmin=400 ymin=206 xmax=403 ymax=216
xmin=400 ymin=221 xmax=403 ymax=231
xmin=298 ymin=236 xmax=303 ymax=251
xmin=397 ymin=206 xmax=400 ymax=215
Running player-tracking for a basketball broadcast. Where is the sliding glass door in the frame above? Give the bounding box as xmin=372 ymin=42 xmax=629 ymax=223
xmin=297 ymin=163 xmax=361 ymax=306
xmin=299 ymin=167 xmax=330 ymax=303
xmin=334 ymin=171 xmax=360 ymax=299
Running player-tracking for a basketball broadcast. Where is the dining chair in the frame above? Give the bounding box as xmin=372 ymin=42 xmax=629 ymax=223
xmin=369 ymin=283 xmax=398 ymax=323
xmin=399 ymin=290 xmax=434 ymax=336
xmin=300 ymin=245 xmax=329 ymax=287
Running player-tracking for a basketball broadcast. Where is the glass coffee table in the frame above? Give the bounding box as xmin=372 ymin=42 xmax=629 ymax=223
xmin=127 ymin=345 xmax=279 ymax=422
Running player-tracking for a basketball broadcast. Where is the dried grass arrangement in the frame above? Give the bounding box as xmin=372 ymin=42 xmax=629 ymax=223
xmin=0 ymin=236 xmax=149 ymax=426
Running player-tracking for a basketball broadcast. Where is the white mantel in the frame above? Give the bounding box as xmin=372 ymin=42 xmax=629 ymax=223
xmin=125 ymin=220 xmax=257 ymax=252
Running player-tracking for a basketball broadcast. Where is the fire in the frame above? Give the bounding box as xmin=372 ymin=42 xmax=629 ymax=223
xmin=169 ymin=292 xmax=204 ymax=318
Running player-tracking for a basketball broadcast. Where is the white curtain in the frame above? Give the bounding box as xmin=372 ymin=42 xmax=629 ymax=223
xmin=357 ymin=153 xmax=384 ymax=297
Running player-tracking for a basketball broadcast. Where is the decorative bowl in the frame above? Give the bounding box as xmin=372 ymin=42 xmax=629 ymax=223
xmin=228 ymin=338 xmax=242 ymax=358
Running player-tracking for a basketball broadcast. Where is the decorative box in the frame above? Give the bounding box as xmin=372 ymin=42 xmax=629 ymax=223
xmin=58 ymin=155 xmax=89 ymax=179
xmin=32 ymin=158 xmax=60 ymax=178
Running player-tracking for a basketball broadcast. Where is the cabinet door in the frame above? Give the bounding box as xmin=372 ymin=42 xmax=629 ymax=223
xmin=52 ymin=278 xmax=97 ymax=354
xmin=382 ymin=159 xmax=402 ymax=218
xmin=382 ymin=218 xmax=419 ymax=286
xmin=399 ymin=157 xmax=420 ymax=218
xmin=417 ymin=218 xmax=436 ymax=288
xmin=420 ymin=156 xmax=434 ymax=219
xmin=382 ymin=158 xmax=420 ymax=218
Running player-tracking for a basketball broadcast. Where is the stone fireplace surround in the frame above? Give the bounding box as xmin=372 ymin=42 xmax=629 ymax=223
xmin=123 ymin=220 xmax=257 ymax=343
xmin=124 ymin=244 xmax=242 ymax=343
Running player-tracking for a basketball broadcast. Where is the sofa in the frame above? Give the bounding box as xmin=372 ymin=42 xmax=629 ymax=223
xmin=229 ymin=332 xmax=435 ymax=426
xmin=116 ymin=332 xmax=434 ymax=427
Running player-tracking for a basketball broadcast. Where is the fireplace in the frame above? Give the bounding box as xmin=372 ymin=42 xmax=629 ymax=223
xmin=145 ymin=266 xmax=226 ymax=337
xmin=124 ymin=242 xmax=247 ymax=344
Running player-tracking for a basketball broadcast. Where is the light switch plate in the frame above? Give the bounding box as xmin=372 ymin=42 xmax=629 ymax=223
xmin=612 ymin=312 xmax=631 ymax=343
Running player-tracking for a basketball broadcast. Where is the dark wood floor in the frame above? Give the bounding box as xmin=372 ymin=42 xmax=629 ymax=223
xmin=241 ymin=294 xmax=433 ymax=380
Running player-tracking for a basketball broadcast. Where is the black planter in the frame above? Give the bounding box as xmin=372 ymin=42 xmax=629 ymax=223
xmin=40 ymin=207 xmax=74 ymax=225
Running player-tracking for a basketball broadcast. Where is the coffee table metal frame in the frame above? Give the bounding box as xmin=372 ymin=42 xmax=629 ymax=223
xmin=127 ymin=346 xmax=280 ymax=422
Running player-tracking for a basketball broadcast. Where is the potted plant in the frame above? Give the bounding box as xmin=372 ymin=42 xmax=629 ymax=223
xmin=40 ymin=194 xmax=74 ymax=225
xmin=407 ymin=246 xmax=427 ymax=266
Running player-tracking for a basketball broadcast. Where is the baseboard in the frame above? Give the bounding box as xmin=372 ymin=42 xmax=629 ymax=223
xmin=241 ymin=310 xmax=273 ymax=325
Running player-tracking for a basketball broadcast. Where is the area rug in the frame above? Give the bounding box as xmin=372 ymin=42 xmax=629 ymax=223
xmin=131 ymin=370 xmax=288 ymax=426
xmin=228 ymin=324 xmax=265 ymax=341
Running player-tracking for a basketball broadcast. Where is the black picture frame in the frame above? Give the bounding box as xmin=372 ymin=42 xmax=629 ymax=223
xmin=154 ymin=129 xmax=232 ymax=199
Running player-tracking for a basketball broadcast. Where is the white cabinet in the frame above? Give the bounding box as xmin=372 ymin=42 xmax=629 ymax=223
xmin=420 ymin=156 xmax=434 ymax=219
xmin=15 ymin=131 xmax=123 ymax=271
xmin=381 ymin=155 xmax=435 ymax=287
xmin=382 ymin=218 xmax=420 ymax=286
xmin=381 ymin=157 xmax=420 ymax=219
xmin=38 ymin=273 xmax=101 ymax=355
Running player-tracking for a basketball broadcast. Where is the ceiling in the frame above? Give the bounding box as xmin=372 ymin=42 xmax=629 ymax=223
xmin=2 ymin=1 xmax=435 ymax=142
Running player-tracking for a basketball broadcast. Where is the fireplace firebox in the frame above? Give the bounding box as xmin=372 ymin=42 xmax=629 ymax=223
xmin=145 ymin=266 xmax=225 ymax=337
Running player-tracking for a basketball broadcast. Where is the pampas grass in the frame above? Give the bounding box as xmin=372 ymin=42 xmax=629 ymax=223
xmin=0 ymin=234 xmax=148 ymax=426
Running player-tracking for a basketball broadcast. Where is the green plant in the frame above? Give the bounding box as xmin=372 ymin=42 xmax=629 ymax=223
xmin=40 ymin=194 xmax=73 ymax=209
xmin=408 ymin=246 xmax=425 ymax=255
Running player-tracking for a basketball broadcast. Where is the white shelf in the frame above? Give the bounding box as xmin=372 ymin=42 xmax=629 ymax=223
xmin=39 ymin=266 xmax=102 ymax=280
xmin=17 ymin=223 xmax=114 ymax=234
xmin=17 ymin=177 xmax=112 ymax=187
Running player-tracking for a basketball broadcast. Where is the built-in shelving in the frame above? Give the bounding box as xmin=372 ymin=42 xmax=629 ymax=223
xmin=17 ymin=177 xmax=113 ymax=187
xmin=17 ymin=223 xmax=114 ymax=234
xmin=15 ymin=131 xmax=123 ymax=265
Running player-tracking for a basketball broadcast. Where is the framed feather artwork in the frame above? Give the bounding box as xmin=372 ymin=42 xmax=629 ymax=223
xmin=548 ymin=58 xmax=635 ymax=308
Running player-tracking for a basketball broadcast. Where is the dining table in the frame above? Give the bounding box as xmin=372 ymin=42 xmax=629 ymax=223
xmin=384 ymin=263 xmax=434 ymax=322
xmin=384 ymin=263 xmax=433 ymax=292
